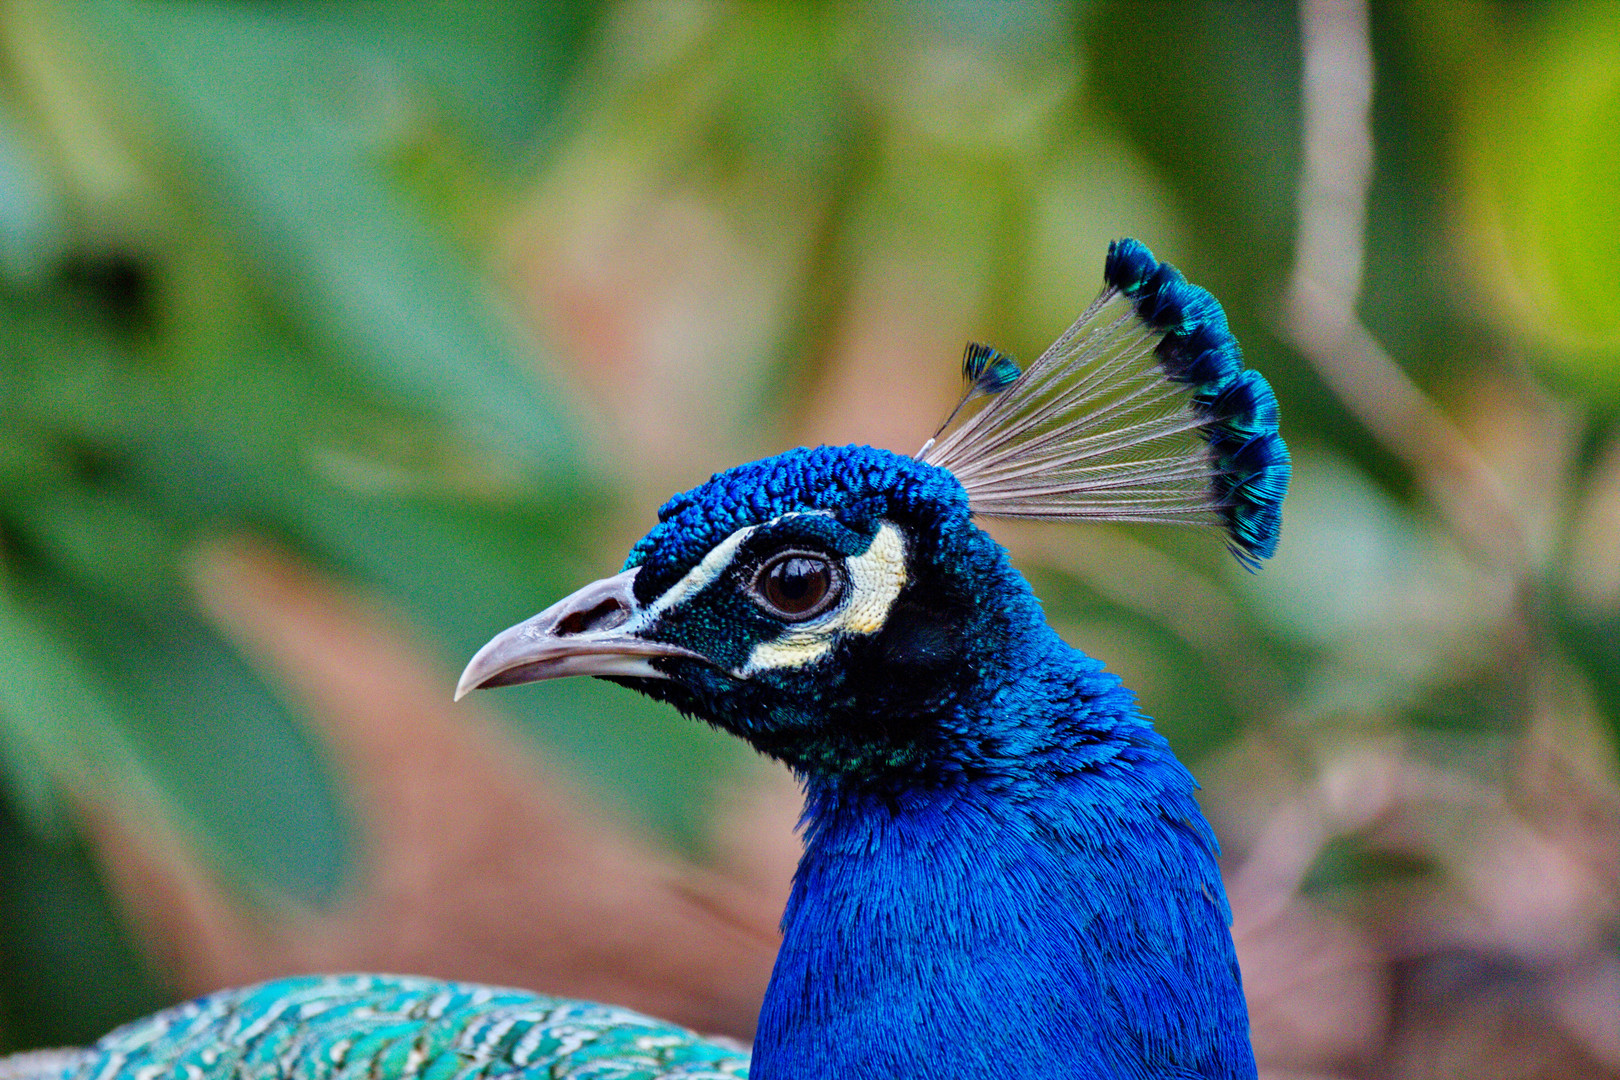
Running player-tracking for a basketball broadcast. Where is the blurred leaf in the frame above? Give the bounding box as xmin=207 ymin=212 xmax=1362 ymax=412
xmin=1557 ymin=605 xmax=1620 ymax=756
xmin=1244 ymin=451 xmax=1510 ymax=720
xmin=64 ymin=0 xmax=591 ymax=474
xmin=0 ymin=105 xmax=66 ymax=286
xmin=1459 ymin=2 xmax=1620 ymax=390
xmin=1083 ymin=0 xmax=1300 ymax=291
xmin=7 ymin=492 xmax=183 ymax=608
xmin=1303 ymin=835 xmax=1439 ymax=899
xmin=16 ymin=576 xmax=350 ymax=906
xmin=0 ymin=589 xmax=136 ymax=815
xmin=1357 ymin=2 xmax=1487 ymax=390
xmin=0 ymin=793 xmax=167 ymax=1052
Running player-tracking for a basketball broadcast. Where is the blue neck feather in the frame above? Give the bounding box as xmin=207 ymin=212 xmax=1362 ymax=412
xmin=753 ymin=601 xmax=1256 ymax=1078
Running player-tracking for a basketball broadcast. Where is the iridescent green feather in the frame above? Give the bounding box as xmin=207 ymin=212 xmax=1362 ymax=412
xmin=58 ymin=976 xmax=748 ymax=1080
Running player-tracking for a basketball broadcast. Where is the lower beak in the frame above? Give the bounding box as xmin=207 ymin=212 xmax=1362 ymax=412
xmin=453 ymin=568 xmax=700 ymax=700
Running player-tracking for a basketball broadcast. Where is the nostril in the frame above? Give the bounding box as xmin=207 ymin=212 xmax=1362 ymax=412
xmin=557 ymin=598 xmax=630 ymax=636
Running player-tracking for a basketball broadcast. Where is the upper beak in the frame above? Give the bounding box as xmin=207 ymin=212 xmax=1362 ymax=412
xmin=453 ymin=568 xmax=701 ymax=701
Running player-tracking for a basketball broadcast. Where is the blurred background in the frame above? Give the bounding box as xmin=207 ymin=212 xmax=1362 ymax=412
xmin=1 ymin=0 xmax=1616 ymax=1076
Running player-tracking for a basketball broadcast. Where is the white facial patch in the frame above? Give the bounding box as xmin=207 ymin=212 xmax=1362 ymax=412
xmin=630 ymin=523 xmax=758 ymax=629
xmin=739 ymin=522 xmax=908 ymax=676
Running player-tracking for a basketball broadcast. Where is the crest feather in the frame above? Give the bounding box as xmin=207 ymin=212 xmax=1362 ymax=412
xmin=917 ymin=239 xmax=1290 ymax=568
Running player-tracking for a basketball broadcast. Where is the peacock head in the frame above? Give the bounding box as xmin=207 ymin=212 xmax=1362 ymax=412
xmin=456 ymin=239 xmax=1290 ymax=784
xmin=455 ymin=445 xmax=1043 ymax=780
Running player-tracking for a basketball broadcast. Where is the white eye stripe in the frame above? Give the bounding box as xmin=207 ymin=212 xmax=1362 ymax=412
xmin=631 ymin=511 xmax=832 ymax=629
xmin=633 ymin=523 xmax=759 ymax=627
xmin=739 ymin=523 xmax=907 ymax=676
xmin=738 ymin=636 xmax=834 ymax=674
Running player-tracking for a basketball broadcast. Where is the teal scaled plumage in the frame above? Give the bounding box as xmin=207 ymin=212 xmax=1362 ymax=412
xmin=57 ymin=976 xmax=747 ymax=1079
xmin=13 ymin=240 xmax=1284 ymax=1080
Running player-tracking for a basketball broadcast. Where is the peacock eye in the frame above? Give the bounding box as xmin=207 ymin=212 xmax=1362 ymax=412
xmin=751 ymin=552 xmax=842 ymax=621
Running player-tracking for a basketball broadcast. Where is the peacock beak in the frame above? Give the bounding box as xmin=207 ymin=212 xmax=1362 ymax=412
xmin=453 ymin=568 xmax=702 ymax=700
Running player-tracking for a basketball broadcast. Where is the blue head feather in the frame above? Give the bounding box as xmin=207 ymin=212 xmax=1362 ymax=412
xmin=626 ymin=446 xmax=968 ymax=597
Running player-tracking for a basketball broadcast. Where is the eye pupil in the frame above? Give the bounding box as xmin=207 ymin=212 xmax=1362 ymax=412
xmin=760 ymin=555 xmax=835 ymax=618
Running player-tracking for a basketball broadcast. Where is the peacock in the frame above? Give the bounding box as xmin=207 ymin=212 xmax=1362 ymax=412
xmin=4 ymin=239 xmax=1288 ymax=1079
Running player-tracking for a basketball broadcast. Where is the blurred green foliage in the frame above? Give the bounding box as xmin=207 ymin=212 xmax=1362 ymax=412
xmin=1 ymin=0 xmax=1616 ymax=1060
xmin=1459 ymin=1 xmax=1620 ymax=380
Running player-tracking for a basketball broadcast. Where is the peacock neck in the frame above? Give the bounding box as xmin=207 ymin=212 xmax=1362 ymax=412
xmin=748 ymin=637 xmax=1258 ymax=1080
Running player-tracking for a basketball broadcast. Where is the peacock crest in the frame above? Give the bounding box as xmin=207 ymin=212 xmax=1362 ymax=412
xmin=918 ymin=239 xmax=1290 ymax=569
